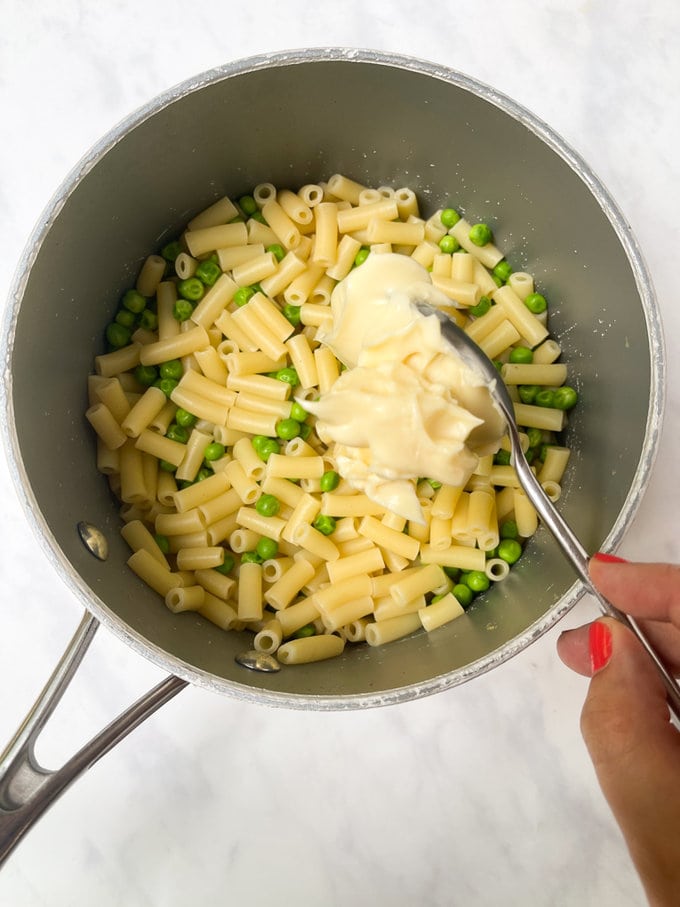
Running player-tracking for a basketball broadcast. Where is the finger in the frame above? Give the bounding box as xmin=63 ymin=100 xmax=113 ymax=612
xmin=581 ymin=618 xmax=680 ymax=903
xmin=558 ymin=619 xmax=680 ymax=677
xmin=589 ymin=557 xmax=680 ymax=626
xmin=556 ymin=623 xmax=593 ymax=676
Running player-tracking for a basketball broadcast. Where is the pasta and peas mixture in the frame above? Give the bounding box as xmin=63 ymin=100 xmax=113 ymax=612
xmin=86 ymin=174 xmax=578 ymax=666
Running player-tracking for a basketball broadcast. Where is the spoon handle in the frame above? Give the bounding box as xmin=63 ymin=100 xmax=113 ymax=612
xmin=415 ymin=303 xmax=678 ymax=722
xmin=510 ymin=423 xmax=680 ymax=726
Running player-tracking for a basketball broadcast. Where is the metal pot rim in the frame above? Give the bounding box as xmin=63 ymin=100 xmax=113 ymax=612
xmin=0 ymin=48 xmax=665 ymax=710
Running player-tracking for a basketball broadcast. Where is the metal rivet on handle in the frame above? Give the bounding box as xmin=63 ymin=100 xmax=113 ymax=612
xmin=77 ymin=521 xmax=109 ymax=561
xmin=235 ymin=650 xmax=281 ymax=673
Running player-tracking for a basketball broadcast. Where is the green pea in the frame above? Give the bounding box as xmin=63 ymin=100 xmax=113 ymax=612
xmin=161 ymin=240 xmax=182 ymax=262
xmin=178 ymin=277 xmax=205 ymax=302
xmin=139 ymin=309 xmax=158 ymax=331
xmin=313 ymin=514 xmax=336 ymax=536
xmin=493 ymin=260 xmax=513 ymax=283
xmin=239 ymin=195 xmax=258 ymax=216
xmin=526 ymin=427 xmax=543 ymax=448
xmin=241 ymin=550 xmax=263 ymax=565
xmin=298 ymin=422 xmax=312 ymax=441
xmin=440 ymin=208 xmax=460 ymax=228
xmin=253 ymin=437 xmax=279 ymax=462
xmin=115 ymin=308 xmax=136 ymax=328
xmin=293 ymin=624 xmax=316 ymax=639
xmin=154 ymin=377 xmax=178 ymax=398
xmin=485 ymin=546 xmax=499 ymax=560
xmin=276 ymin=367 xmax=299 ymax=388
xmin=553 ymin=386 xmax=579 ymax=410
xmin=195 ymin=260 xmax=222 ymax=286
xmin=159 ymin=359 xmax=183 ymax=381
xmin=122 ymin=289 xmax=146 ymax=314
xmin=452 ymin=583 xmax=474 ymax=608
xmin=498 ymin=538 xmax=523 ymax=564
xmin=204 ymin=442 xmax=225 ymax=461
xmin=134 ymin=364 xmax=158 ymax=386
xmin=535 ymin=388 xmax=556 ymax=408
xmin=175 ymin=408 xmax=197 ymax=428
xmin=105 ymin=322 xmax=131 ymax=349
xmin=354 ymin=248 xmax=370 ymax=267
xmin=428 ymin=478 xmax=442 ymax=490
xmin=282 ymin=304 xmax=301 ymax=326
xmin=290 ymin=401 xmax=308 ymax=422
xmin=438 ymin=235 xmax=459 ymax=254
xmin=256 ymin=494 xmax=280 ymax=517
xmin=509 ymin=346 xmax=533 ymax=364
xmin=320 ymin=470 xmax=340 ymax=492
xmin=469 ymin=295 xmax=491 ymax=317
xmin=166 ymin=424 xmax=188 ymax=444
xmin=159 ymin=459 xmax=177 ymax=472
xmin=251 ymin=211 xmax=267 ymax=224
xmin=524 ymin=292 xmax=547 ymax=314
xmin=256 ymin=537 xmax=279 ymax=560
xmin=196 ymin=467 xmax=212 ymax=482
xmin=251 ymin=435 xmax=271 ymax=453
xmin=518 ymin=385 xmax=540 ymax=404
xmin=493 ymin=449 xmax=511 ymax=466
xmin=464 ymin=570 xmax=490 ymax=593
xmin=500 ymin=520 xmax=519 ymax=540
xmin=214 ymin=553 xmax=235 ymax=575
xmin=539 ymin=444 xmax=550 ymax=463
xmin=233 ymin=286 xmax=256 ymax=307
xmin=276 ymin=418 xmax=301 ymax=440
xmin=266 ymin=243 xmax=286 ymax=262
xmin=443 ymin=566 xmax=460 ymax=582
xmin=469 ymin=223 xmax=493 ymax=246
xmin=229 ymin=215 xmax=246 ymax=224
xmin=173 ymin=299 xmax=194 ymax=322
xmin=154 ymin=534 xmax=170 ymax=554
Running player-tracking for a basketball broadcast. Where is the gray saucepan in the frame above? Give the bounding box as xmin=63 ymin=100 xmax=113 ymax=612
xmin=0 ymin=48 xmax=664 ymax=859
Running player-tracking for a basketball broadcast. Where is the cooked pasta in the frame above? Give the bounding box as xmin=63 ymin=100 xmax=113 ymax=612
xmin=86 ymin=175 xmax=580 ymax=666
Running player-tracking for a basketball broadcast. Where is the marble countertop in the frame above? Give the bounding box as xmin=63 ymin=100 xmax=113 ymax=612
xmin=1 ymin=2 xmax=678 ymax=905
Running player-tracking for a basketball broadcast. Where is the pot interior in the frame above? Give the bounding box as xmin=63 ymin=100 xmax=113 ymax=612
xmin=6 ymin=53 xmax=660 ymax=706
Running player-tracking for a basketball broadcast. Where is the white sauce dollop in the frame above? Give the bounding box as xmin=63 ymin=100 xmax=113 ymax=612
xmin=307 ymin=254 xmax=505 ymax=523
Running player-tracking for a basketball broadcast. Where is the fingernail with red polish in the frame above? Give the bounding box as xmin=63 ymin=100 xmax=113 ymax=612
xmin=593 ymin=552 xmax=628 ymax=564
xmin=589 ymin=621 xmax=613 ymax=673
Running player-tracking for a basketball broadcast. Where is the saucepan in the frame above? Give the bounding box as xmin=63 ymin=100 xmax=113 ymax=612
xmin=0 ymin=48 xmax=664 ymax=860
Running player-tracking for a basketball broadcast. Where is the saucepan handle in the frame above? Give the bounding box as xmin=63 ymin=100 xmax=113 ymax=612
xmin=0 ymin=610 xmax=187 ymax=865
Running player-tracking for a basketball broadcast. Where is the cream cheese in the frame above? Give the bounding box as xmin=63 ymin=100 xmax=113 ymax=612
xmin=307 ymin=253 xmax=505 ymax=522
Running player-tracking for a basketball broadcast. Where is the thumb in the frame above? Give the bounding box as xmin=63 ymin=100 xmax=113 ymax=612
xmin=582 ymin=618 xmax=680 ymax=900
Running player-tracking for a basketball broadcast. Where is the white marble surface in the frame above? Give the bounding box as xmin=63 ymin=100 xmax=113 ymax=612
xmin=1 ymin=2 xmax=678 ymax=904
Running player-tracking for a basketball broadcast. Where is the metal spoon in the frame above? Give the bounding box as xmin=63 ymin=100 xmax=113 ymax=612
xmin=415 ymin=300 xmax=680 ymax=724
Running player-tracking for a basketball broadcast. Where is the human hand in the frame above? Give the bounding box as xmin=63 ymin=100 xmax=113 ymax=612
xmin=557 ymin=556 xmax=680 ymax=907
